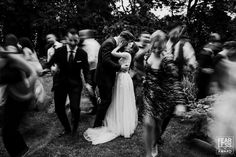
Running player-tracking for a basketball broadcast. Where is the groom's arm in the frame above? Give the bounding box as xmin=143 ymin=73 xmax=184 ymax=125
xmin=102 ymin=42 xmax=121 ymax=71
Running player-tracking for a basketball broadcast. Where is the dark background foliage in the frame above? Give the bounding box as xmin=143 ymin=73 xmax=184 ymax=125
xmin=0 ymin=0 xmax=235 ymax=56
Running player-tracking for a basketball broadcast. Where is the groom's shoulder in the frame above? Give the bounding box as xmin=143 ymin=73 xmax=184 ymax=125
xmin=102 ymin=37 xmax=116 ymax=46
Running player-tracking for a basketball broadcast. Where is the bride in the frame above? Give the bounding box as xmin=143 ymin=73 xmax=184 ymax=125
xmin=83 ymin=41 xmax=138 ymax=145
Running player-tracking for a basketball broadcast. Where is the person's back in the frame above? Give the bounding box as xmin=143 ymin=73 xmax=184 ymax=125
xmin=82 ymin=38 xmax=100 ymax=70
xmin=79 ymin=29 xmax=101 ymax=71
xmin=166 ymin=25 xmax=197 ymax=80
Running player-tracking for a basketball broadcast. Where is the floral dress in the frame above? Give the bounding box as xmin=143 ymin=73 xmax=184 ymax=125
xmin=143 ymin=53 xmax=185 ymax=131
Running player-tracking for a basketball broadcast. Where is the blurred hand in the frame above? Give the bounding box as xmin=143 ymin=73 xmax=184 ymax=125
xmin=201 ymin=68 xmax=214 ymax=74
xmin=41 ymin=69 xmax=50 ymax=76
xmin=51 ymin=64 xmax=59 ymax=75
xmin=174 ymin=105 xmax=186 ymax=116
xmin=85 ymin=83 xmax=94 ymax=95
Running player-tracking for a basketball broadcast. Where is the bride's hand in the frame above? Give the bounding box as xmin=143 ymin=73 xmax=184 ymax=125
xmin=118 ymin=40 xmax=128 ymax=48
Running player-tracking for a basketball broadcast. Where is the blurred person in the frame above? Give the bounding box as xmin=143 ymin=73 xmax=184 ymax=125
xmin=46 ymin=34 xmax=63 ymax=62
xmin=208 ymin=41 xmax=236 ymax=153
xmin=207 ymin=33 xmax=222 ymax=56
xmin=45 ymin=34 xmax=68 ymax=112
xmin=18 ymin=37 xmax=43 ymax=74
xmin=133 ymin=31 xmax=151 ymax=75
xmin=18 ymin=37 xmax=45 ymax=106
xmin=46 ymin=28 xmax=90 ymax=136
xmin=93 ymin=30 xmax=135 ymax=128
xmin=1 ymin=34 xmax=37 ymax=157
xmin=166 ymin=24 xmax=197 ymax=80
xmin=132 ymin=31 xmax=150 ymax=119
xmin=142 ymin=30 xmax=185 ymax=157
xmin=79 ymin=29 xmax=101 ymax=115
xmin=196 ymin=33 xmax=222 ymax=99
xmin=84 ymin=40 xmax=138 ymax=145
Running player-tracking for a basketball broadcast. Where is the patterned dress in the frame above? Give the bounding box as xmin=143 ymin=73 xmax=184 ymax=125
xmin=143 ymin=53 xmax=185 ymax=129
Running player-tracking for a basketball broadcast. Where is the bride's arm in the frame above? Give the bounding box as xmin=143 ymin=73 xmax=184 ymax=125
xmin=111 ymin=45 xmax=129 ymax=58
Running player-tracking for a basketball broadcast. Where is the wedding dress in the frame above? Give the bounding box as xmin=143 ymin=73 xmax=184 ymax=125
xmin=84 ymin=53 xmax=138 ymax=145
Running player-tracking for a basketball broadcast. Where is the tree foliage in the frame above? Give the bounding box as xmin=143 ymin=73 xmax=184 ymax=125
xmin=0 ymin=0 xmax=235 ymax=55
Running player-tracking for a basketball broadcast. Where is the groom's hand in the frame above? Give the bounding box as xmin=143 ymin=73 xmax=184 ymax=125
xmin=121 ymin=64 xmax=129 ymax=72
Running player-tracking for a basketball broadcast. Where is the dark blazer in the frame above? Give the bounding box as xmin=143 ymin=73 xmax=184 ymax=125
xmin=47 ymin=46 xmax=89 ymax=90
xmin=95 ymin=37 xmax=121 ymax=88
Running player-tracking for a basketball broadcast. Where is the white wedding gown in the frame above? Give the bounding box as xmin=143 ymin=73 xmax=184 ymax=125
xmin=84 ymin=53 xmax=138 ymax=145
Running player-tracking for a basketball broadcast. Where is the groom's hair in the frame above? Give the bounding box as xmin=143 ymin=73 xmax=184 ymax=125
xmin=67 ymin=28 xmax=78 ymax=36
xmin=120 ymin=30 xmax=135 ymax=41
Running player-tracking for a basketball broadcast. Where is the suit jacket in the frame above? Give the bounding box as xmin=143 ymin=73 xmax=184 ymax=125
xmin=95 ymin=37 xmax=121 ymax=88
xmin=47 ymin=46 xmax=89 ymax=90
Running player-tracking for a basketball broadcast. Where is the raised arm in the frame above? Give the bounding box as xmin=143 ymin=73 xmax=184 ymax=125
xmin=111 ymin=45 xmax=130 ymax=58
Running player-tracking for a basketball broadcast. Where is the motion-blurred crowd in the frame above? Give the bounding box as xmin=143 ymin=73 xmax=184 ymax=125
xmin=0 ymin=24 xmax=236 ymax=157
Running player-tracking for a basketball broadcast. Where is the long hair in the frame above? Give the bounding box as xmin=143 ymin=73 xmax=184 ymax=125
xmin=149 ymin=30 xmax=167 ymax=57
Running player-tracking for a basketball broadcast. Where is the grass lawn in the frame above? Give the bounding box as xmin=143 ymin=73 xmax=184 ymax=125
xmin=0 ymin=75 xmax=217 ymax=157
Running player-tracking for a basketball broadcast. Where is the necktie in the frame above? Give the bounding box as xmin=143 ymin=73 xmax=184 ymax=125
xmin=69 ymin=51 xmax=74 ymax=64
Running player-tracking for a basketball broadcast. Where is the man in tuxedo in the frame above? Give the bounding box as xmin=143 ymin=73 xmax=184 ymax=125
xmin=94 ymin=30 xmax=134 ymax=127
xmin=47 ymin=28 xmax=90 ymax=136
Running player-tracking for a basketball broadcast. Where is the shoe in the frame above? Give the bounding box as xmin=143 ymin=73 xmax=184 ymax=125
xmin=151 ymin=144 xmax=158 ymax=157
xmin=58 ymin=130 xmax=71 ymax=137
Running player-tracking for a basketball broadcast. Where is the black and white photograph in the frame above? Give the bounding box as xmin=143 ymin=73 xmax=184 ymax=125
xmin=0 ymin=0 xmax=236 ymax=156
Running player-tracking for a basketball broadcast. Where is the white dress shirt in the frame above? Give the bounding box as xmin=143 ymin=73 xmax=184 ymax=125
xmin=166 ymin=39 xmax=197 ymax=69
xmin=66 ymin=45 xmax=78 ymax=62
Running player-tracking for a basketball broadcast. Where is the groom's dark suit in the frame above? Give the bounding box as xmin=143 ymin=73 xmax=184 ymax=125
xmin=94 ymin=37 xmax=121 ymax=127
xmin=47 ymin=45 xmax=89 ymax=133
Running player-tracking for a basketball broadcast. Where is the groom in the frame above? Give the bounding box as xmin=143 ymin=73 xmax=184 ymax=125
xmin=47 ymin=28 xmax=90 ymax=136
xmin=94 ymin=30 xmax=135 ymax=127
